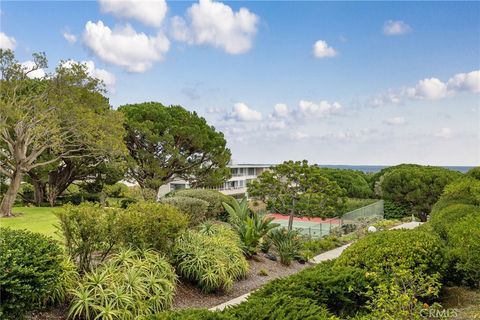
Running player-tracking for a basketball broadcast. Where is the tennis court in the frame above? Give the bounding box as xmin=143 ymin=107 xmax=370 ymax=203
xmin=267 ymin=214 xmax=342 ymax=238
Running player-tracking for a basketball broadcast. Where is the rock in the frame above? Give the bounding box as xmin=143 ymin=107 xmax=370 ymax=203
xmin=265 ymin=252 xmax=277 ymax=261
xmin=367 ymin=226 xmax=377 ymax=233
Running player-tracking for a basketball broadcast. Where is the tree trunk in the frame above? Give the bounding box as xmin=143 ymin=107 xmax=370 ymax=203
xmin=0 ymin=170 xmax=23 ymax=217
xmin=32 ymin=179 xmax=46 ymax=206
xmin=287 ymin=199 xmax=295 ymax=231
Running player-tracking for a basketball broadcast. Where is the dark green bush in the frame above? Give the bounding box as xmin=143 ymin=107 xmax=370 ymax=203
xmin=171 ymin=189 xmax=231 ymax=219
xmin=116 ymin=201 xmax=189 ymax=253
xmin=102 ymin=182 xmax=129 ymax=198
xmin=161 ymin=196 xmax=209 ymax=226
xmin=0 ymin=228 xmax=66 ymax=319
xmin=432 ymin=177 xmax=480 ymax=211
xmin=336 ymin=229 xmax=445 ymax=278
xmin=383 ymin=200 xmax=409 ymax=219
xmin=120 ymin=197 xmax=137 ymax=208
xmin=225 ymin=294 xmax=340 ymax=320
xmin=172 ymin=223 xmax=248 ymax=292
xmin=250 ymin=260 xmax=371 ymax=316
xmin=300 ymin=236 xmax=344 ymax=258
xmin=429 ymin=203 xmax=479 ymax=240
xmin=56 ymin=203 xmax=119 ymax=272
xmin=149 ymin=309 xmax=233 ymax=320
xmin=466 ymin=166 xmax=480 ymax=180
xmin=318 ymin=168 xmax=373 ymax=199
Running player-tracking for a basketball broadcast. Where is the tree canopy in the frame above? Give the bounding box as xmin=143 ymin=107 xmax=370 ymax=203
xmin=0 ymin=49 xmax=126 ymax=215
xmin=378 ymin=164 xmax=462 ymax=221
xmin=119 ymin=102 xmax=231 ymax=193
xmin=316 ymin=167 xmax=373 ymax=199
xmin=248 ymin=160 xmax=346 ymax=230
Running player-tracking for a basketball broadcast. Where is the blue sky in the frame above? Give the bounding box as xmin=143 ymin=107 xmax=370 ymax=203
xmin=1 ymin=1 xmax=479 ymax=165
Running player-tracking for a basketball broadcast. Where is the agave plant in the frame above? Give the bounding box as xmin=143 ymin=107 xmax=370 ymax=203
xmin=223 ymin=197 xmax=279 ymax=257
xmin=268 ymin=228 xmax=301 ymax=266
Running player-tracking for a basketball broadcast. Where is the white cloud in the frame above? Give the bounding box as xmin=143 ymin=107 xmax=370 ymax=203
xmin=408 ymin=78 xmax=448 ymax=100
xmin=368 ymin=69 xmax=479 ymax=107
xmin=384 ymin=117 xmax=406 ymax=126
xmin=298 ymin=100 xmax=342 ymax=118
xmin=266 ymin=120 xmax=287 ymax=130
xmin=290 ymin=131 xmax=309 ymax=140
xmin=62 ymin=60 xmax=116 ymax=89
xmin=383 ymin=20 xmax=412 ymax=36
xmin=21 ymin=61 xmax=46 ymax=79
xmin=434 ymin=127 xmax=453 ymax=139
xmin=83 ymin=21 xmax=169 ymax=72
xmin=447 ymin=70 xmax=480 ymax=93
xmin=63 ymin=31 xmax=77 ymax=43
xmin=171 ymin=0 xmax=259 ymax=54
xmin=99 ymin=0 xmax=167 ymax=27
xmin=313 ymin=40 xmax=337 ymax=58
xmin=0 ymin=32 xmax=16 ymax=50
xmin=272 ymin=103 xmax=289 ymax=118
xmin=226 ymin=103 xmax=262 ymax=121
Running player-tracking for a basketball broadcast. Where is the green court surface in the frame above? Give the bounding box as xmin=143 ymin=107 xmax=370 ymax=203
xmin=0 ymin=206 xmax=61 ymax=239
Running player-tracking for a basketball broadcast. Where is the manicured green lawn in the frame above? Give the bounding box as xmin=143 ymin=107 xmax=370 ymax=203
xmin=1 ymin=206 xmax=61 ymax=239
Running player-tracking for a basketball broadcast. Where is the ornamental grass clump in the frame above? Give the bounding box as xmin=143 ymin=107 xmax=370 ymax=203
xmin=68 ymin=249 xmax=177 ymax=320
xmin=172 ymin=223 xmax=248 ymax=293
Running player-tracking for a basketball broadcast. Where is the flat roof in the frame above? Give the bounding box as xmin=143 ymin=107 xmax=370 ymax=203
xmin=228 ymin=164 xmax=274 ymax=168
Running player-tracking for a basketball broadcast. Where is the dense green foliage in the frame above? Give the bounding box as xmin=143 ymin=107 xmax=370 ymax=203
xmin=317 ymin=168 xmax=373 ymax=198
xmin=171 ymin=189 xmax=231 ymax=219
xmin=172 ymin=223 xmax=248 ymax=292
xmin=0 ymin=228 xmax=67 ymax=318
xmin=150 ymin=309 xmax=233 ymax=320
xmin=429 ymin=177 xmax=480 ymax=287
xmin=116 ymin=202 xmax=189 ymax=253
xmin=466 ymin=166 xmax=480 ymax=180
xmin=119 ymin=102 xmax=231 ymax=192
xmin=249 ymin=260 xmax=371 ymax=316
xmin=248 ymin=160 xmax=346 ymax=229
xmin=161 ymin=196 xmax=209 ymax=226
xmin=69 ymin=249 xmax=177 ymax=319
xmin=377 ymin=164 xmax=461 ymax=221
xmin=223 ymin=197 xmax=279 ymax=257
xmin=383 ymin=200 xmax=409 ymax=219
xmin=300 ymin=236 xmax=346 ymax=259
xmin=56 ymin=203 xmax=119 ymax=271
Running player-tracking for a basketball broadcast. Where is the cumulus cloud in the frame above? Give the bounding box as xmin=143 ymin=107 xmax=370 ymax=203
xmin=383 ymin=20 xmax=412 ymax=36
xmin=0 ymin=32 xmax=16 ymax=50
xmin=63 ymin=31 xmax=77 ymax=43
xmin=447 ymin=70 xmax=480 ymax=93
xmin=434 ymin=127 xmax=453 ymax=139
xmin=384 ymin=117 xmax=406 ymax=126
xmin=170 ymin=0 xmax=259 ymax=54
xmin=226 ymin=103 xmax=262 ymax=121
xmin=62 ymin=59 xmax=116 ymax=89
xmin=313 ymin=40 xmax=337 ymax=58
xmin=408 ymin=77 xmax=448 ymax=100
xmin=83 ymin=21 xmax=169 ymax=72
xmin=368 ymin=69 xmax=480 ymax=107
xmin=297 ymin=100 xmax=342 ymax=118
xmin=21 ymin=61 xmax=46 ymax=79
xmin=99 ymin=0 xmax=167 ymax=27
xmin=271 ymin=103 xmax=289 ymax=118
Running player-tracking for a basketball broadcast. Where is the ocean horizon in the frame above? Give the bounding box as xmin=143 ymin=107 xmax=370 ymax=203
xmin=316 ymin=164 xmax=475 ymax=173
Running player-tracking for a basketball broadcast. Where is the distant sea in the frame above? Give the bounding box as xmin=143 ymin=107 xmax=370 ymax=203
xmin=317 ymin=165 xmax=475 ymax=173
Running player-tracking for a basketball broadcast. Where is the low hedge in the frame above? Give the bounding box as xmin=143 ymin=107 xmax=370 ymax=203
xmin=335 ymin=229 xmax=445 ymax=278
xmin=0 ymin=228 xmax=67 ymax=319
xmin=161 ymin=196 xmax=209 ymax=226
xmin=225 ymin=294 xmax=340 ymax=320
xmin=148 ymin=309 xmax=233 ymax=320
xmin=170 ymin=189 xmax=231 ymax=219
xmin=432 ymin=177 xmax=480 ymax=212
xmin=249 ymin=260 xmax=371 ymax=316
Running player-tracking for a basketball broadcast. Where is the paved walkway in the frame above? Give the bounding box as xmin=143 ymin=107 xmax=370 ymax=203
xmin=209 ymin=221 xmax=422 ymax=311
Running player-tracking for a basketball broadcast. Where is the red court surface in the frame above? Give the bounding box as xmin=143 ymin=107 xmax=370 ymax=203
xmin=267 ymin=213 xmax=341 ymax=224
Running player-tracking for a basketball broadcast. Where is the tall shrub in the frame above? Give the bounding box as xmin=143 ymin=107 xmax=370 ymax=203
xmin=161 ymin=196 xmax=209 ymax=226
xmin=116 ymin=202 xmax=189 ymax=253
xmin=171 ymin=189 xmax=231 ymax=219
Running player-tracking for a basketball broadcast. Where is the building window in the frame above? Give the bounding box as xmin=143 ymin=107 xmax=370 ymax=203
xmin=248 ymin=168 xmax=255 ymax=175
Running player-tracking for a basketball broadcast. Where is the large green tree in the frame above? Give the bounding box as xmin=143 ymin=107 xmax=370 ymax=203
xmin=248 ymin=160 xmax=346 ymax=230
xmin=316 ymin=167 xmax=373 ymax=198
xmin=119 ymin=102 xmax=231 ymax=196
xmin=378 ymin=164 xmax=462 ymax=221
xmin=0 ymin=49 xmax=126 ymax=216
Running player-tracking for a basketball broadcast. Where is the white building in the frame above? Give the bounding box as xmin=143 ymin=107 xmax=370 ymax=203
xmin=156 ymin=164 xmax=271 ymax=199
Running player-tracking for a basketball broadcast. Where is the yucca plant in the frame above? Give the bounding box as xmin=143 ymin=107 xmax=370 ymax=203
xmin=223 ymin=197 xmax=279 ymax=257
xmin=268 ymin=228 xmax=301 ymax=266
xmin=68 ymin=248 xmax=177 ymax=319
